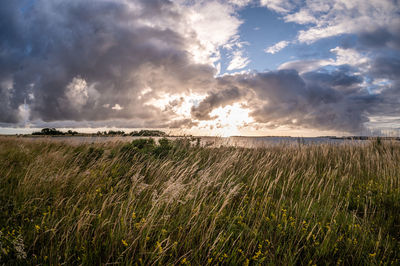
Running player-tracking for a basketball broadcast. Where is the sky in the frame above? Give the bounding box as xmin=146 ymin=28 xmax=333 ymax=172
xmin=1 ymin=0 xmax=400 ymax=136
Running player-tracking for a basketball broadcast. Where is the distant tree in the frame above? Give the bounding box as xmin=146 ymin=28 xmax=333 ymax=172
xmin=67 ymin=130 xmax=78 ymax=135
xmin=129 ymin=130 xmax=166 ymax=137
xmin=107 ymin=130 xmax=125 ymax=136
xmin=32 ymin=128 xmax=65 ymax=135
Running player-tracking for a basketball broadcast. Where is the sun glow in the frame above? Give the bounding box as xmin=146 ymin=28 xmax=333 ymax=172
xmin=198 ymin=103 xmax=254 ymax=137
xmin=145 ymin=93 xmax=253 ymax=136
xmin=146 ymin=92 xmax=254 ymax=136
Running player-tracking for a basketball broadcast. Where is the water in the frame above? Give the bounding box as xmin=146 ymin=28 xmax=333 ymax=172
xmin=19 ymin=135 xmax=370 ymax=148
xmin=200 ymin=136 xmax=366 ymax=148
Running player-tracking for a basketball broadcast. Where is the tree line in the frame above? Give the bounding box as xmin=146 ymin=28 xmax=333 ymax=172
xmin=31 ymin=128 xmax=167 ymax=137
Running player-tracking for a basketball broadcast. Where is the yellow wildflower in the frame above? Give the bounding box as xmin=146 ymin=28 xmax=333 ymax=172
xmin=156 ymin=241 xmax=163 ymax=253
xmin=121 ymin=239 xmax=128 ymax=247
xmin=252 ymin=250 xmax=262 ymax=260
xmin=302 ymin=220 xmax=308 ymax=229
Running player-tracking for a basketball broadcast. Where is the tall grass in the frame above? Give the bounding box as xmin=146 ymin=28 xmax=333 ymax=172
xmin=0 ymin=137 xmax=399 ymax=265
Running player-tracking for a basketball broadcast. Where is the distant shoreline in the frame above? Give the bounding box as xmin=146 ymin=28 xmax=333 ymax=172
xmin=3 ymin=134 xmax=399 ymax=141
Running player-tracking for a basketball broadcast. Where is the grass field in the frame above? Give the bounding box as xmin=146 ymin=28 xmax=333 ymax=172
xmin=0 ymin=137 xmax=399 ymax=265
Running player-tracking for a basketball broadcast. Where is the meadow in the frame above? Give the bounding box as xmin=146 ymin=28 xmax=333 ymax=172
xmin=0 ymin=137 xmax=399 ymax=265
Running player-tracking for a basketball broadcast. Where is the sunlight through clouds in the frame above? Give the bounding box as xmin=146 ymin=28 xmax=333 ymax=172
xmin=0 ymin=0 xmax=399 ymax=136
xmin=197 ymin=103 xmax=254 ymax=137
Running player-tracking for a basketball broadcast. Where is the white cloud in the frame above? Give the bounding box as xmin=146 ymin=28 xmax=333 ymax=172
xmin=183 ymin=1 xmax=243 ymax=65
xmin=284 ymin=8 xmax=317 ymax=24
xmin=229 ymin=0 xmax=254 ymax=7
xmin=215 ymin=62 xmax=221 ymax=75
xmin=299 ymin=0 xmax=399 ymax=43
xmin=145 ymin=92 xmax=206 ymax=119
xmin=65 ymin=77 xmax=89 ymax=108
xmin=111 ymin=104 xmax=123 ymax=111
xmin=279 ymin=46 xmax=370 ymax=73
xmin=65 ymin=77 xmax=99 ymax=110
xmin=122 ymin=1 xmax=246 ymax=68
xmin=330 ymin=47 xmax=369 ymax=66
xmin=18 ymin=103 xmax=30 ymax=125
xmin=261 ymin=0 xmax=400 ymax=44
xmin=260 ymin=0 xmax=296 ymax=13
xmin=264 ymin=40 xmax=290 ymax=54
xmin=278 ymin=59 xmax=334 ymax=73
xmin=227 ymin=50 xmax=250 ymax=71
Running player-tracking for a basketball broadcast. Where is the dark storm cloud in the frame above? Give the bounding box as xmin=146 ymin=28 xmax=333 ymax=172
xmin=371 ymin=57 xmax=400 ymax=80
xmin=244 ymin=70 xmax=371 ymax=132
xmin=166 ymin=118 xmax=199 ymax=129
xmin=0 ymin=0 xmax=215 ymax=125
xmin=302 ymin=71 xmax=362 ymax=88
xmin=359 ymin=27 xmax=400 ymax=50
xmin=0 ymin=87 xmax=20 ymax=123
xmin=191 ymin=87 xmax=243 ymax=120
xmin=193 ymin=69 xmax=377 ymax=132
xmin=368 ymin=56 xmax=400 ymax=116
